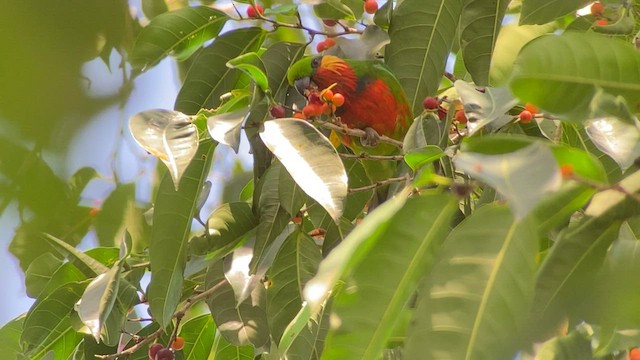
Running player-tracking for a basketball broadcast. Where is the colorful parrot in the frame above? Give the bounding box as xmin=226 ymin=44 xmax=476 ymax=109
xmin=286 ymin=55 xmax=412 ymax=155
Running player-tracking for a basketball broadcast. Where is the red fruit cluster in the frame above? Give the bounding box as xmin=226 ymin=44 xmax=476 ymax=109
xmin=298 ymin=88 xmax=345 ymax=119
xmin=149 ymin=344 xmax=174 ymax=360
xmin=590 ymin=1 xmax=604 ymax=17
xmin=518 ymin=102 xmax=537 ymax=124
xmin=316 ymin=38 xmax=336 ymax=52
xmin=270 ymin=105 xmax=286 ymax=118
xmin=246 ymin=4 xmax=264 ymax=18
xmin=559 ymin=164 xmax=574 ymax=179
xmin=454 ymin=109 xmax=467 ymax=124
xmin=364 ymin=0 xmax=378 ymax=14
xmin=422 ymin=96 xmax=439 ymax=110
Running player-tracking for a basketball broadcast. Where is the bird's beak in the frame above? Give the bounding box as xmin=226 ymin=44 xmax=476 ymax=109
xmin=294 ymin=77 xmax=311 ymax=96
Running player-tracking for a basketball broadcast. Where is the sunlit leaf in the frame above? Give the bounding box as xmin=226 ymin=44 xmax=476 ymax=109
xmin=148 ymin=140 xmax=216 ymax=328
xmin=129 ymin=109 xmax=199 ymax=190
xmin=74 ymin=263 xmax=121 ymax=342
xmin=387 ymin=0 xmax=464 ymax=115
xmin=459 ymin=0 xmax=509 ymax=85
xmin=313 ymin=0 xmax=356 ymax=20
xmin=130 ymin=6 xmax=228 ymax=70
xmin=211 ymin=332 xmax=255 ymax=359
xmin=224 ymin=245 xmax=261 ymax=305
xmin=455 ymin=81 xmax=518 ymax=134
xmin=179 ymin=314 xmax=216 ymax=360
xmin=405 ymin=205 xmax=537 ymax=360
xmin=207 ymin=108 xmax=249 ymax=153
xmin=585 ymin=117 xmax=640 ymax=171
xmin=510 ymin=32 xmax=640 ymax=116
xmin=322 ymin=193 xmax=456 ymax=360
xmin=227 ymin=52 xmax=270 ymax=93
xmin=520 ymin=0 xmax=587 ymax=25
xmin=260 ymin=119 xmax=348 ymax=222
xmin=586 ymin=170 xmax=640 ymax=218
xmin=330 ymin=25 xmax=390 ymax=60
xmin=404 ymin=145 xmax=444 ymax=171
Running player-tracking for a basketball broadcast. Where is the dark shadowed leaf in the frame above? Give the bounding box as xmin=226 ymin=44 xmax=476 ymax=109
xmin=262 ymin=42 xmax=306 ymax=103
xmin=148 ymin=140 xmax=216 ymax=328
xmin=405 ymin=205 xmax=537 ymax=360
xmin=130 ymin=6 xmax=228 ymax=70
xmin=510 ymin=32 xmax=640 ymax=116
xmin=278 ymin=165 xmax=307 ymax=217
xmin=129 ymin=109 xmax=199 ymax=190
xmin=260 ymin=119 xmax=348 ymax=222
xmin=321 ymin=193 xmax=456 ymax=360
xmin=175 ymin=28 xmax=265 ymax=114
xmin=459 ymin=0 xmax=509 ymax=85
xmin=387 ymin=0 xmax=464 ymax=115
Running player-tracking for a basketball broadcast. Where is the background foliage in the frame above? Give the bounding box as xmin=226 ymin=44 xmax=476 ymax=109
xmin=3 ymin=0 xmax=640 ymax=359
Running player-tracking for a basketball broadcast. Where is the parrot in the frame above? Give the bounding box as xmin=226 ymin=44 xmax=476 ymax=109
xmin=287 ymin=55 xmax=413 ymax=204
xmin=286 ymin=55 xmax=412 ymax=155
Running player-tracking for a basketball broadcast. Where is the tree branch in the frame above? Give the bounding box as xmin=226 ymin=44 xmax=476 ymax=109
xmin=349 ymin=175 xmax=411 ymax=193
xmin=339 ymin=153 xmax=405 ymax=161
xmin=315 ymin=120 xmax=404 ymax=149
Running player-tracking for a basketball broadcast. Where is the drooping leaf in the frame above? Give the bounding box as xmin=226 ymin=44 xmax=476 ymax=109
xmin=387 ymin=0 xmax=464 ymax=115
xmin=74 ymin=263 xmax=121 ymax=342
xmin=207 ymin=108 xmax=249 ymax=153
xmin=510 ymin=32 xmax=640 ymax=116
xmin=227 ymin=52 xmax=270 ymax=93
xmin=260 ymin=119 xmax=348 ymax=222
xmin=130 ymin=6 xmax=228 ymax=70
xmin=520 ymin=0 xmax=587 ymax=25
xmin=454 ymin=142 xmax=561 ymax=219
xmin=267 ymin=231 xmax=322 ymax=344
xmin=585 ymin=116 xmax=640 ymax=171
xmin=179 ymin=314 xmax=216 ymax=360
xmin=148 ymin=140 xmax=216 ymax=328
xmin=405 ymin=205 xmax=537 ymax=360
xmin=175 ymin=28 xmax=265 ymax=114
xmin=205 ymin=260 xmax=270 ymax=347
xmin=43 ymin=234 xmax=110 ymax=277
xmin=454 ymin=81 xmax=518 ymax=135
xmin=459 ymin=0 xmax=509 ymax=85
xmin=129 ymin=109 xmax=199 ymax=190
xmin=321 ymin=193 xmax=457 ymax=360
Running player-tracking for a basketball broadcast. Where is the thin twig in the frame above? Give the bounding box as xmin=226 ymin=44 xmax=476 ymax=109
xmin=95 ymin=279 xmax=227 ymax=359
xmin=339 ymin=153 xmax=405 ymax=161
xmin=315 ymin=120 xmax=404 ymax=149
xmin=572 ymin=174 xmax=640 ymax=204
xmin=349 ymin=175 xmax=411 ymax=193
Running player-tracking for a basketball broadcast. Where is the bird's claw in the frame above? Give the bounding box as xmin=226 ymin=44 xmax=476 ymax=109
xmin=361 ymin=127 xmax=381 ymax=147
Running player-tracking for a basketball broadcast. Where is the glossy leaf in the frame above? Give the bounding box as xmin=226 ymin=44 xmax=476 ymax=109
xmin=74 ymin=263 xmax=121 ymax=342
xmin=267 ymin=231 xmax=322 ymax=344
xmin=459 ymin=0 xmax=509 ymax=85
xmin=455 ymin=142 xmax=561 ymax=219
xmin=148 ymin=140 xmax=216 ymax=328
xmin=586 ymin=116 xmax=640 ymax=171
xmin=321 ymin=193 xmax=457 ymax=360
xmin=404 ymin=145 xmax=444 ymax=171
xmin=207 ymin=108 xmax=249 ymax=153
xmin=405 ymin=205 xmax=537 ymax=360
xmin=510 ymin=32 xmax=640 ymax=116
xmin=179 ymin=314 xmax=216 ymax=360
xmin=455 ymin=81 xmax=518 ymax=134
xmin=227 ymin=52 xmax=269 ymax=93
xmin=129 ymin=109 xmax=199 ymax=190
xmin=175 ymin=28 xmax=265 ymax=114
xmin=260 ymin=119 xmax=348 ymax=222
xmin=205 ymin=260 xmax=270 ymax=347
xmin=520 ymin=0 xmax=586 ymax=25
xmin=387 ymin=0 xmax=464 ymax=115
xmin=130 ymin=6 xmax=228 ymax=70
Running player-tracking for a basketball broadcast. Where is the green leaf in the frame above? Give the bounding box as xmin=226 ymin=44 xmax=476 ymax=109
xmin=267 ymin=231 xmax=322 ymax=344
xmin=22 ymin=281 xmax=88 ymax=359
xmin=262 ymin=42 xmax=306 ymax=103
xmin=321 ymin=193 xmax=457 ymax=360
xmin=510 ymin=32 xmax=640 ymax=116
xmin=404 ymin=145 xmax=444 ymax=171
xmin=130 ymin=6 xmax=228 ymax=70
xmin=75 ymin=262 xmax=121 ymax=342
xmin=535 ymin=331 xmax=595 ymax=360
xmin=313 ymin=0 xmax=356 ymax=21
xmin=197 ymin=202 xmax=258 ymax=258
xmin=403 ymin=113 xmax=448 ymax=152
xmin=175 ymin=28 xmax=265 ymax=114
xmin=405 ymin=205 xmax=537 ymax=360
xmin=129 ymin=109 xmax=199 ymax=190
xmin=278 ymin=165 xmax=307 ymax=217
xmin=286 ymin=299 xmax=331 ymax=360
xmin=586 ymin=116 xmax=640 ymax=171
xmin=148 ymin=140 xmax=216 ymax=328
xmin=260 ymin=118 xmax=348 ymax=222
xmin=44 ymin=234 xmax=110 ymax=276
xmin=25 ymin=253 xmax=64 ymax=298
xmin=179 ymin=314 xmax=216 ymax=360
xmin=454 ymin=81 xmax=518 ymax=134
xmin=454 ymin=142 xmax=561 ymax=219
xmin=560 ymin=122 xmax=621 ymax=182
xmin=459 ymin=0 xmax=509 ymax=86
xmin=205 ymin=260 xmax=270 ymax=347
xmin=207 ymin=108 xmax=249 ymax=153
xmin=227 ymin=52 xmax=270 ymax=93
xmin=520 ymin=0 xmax=587 ymax=25
xmin=94 ymin=183 xmax=135 ymax=247
xmin=0 ymin=316 xmax=24 ymax=359
xmin=489 ymin=23 xmax=555 ymax=86
xmin=387 ymin=0 xmax=464 ymax=115
xmin=211 ymin=332 xmax=255 ymax=360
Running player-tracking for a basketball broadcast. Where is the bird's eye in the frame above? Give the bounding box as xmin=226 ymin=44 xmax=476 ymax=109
xmin=311 ymin=57 xmax=321 ymax=68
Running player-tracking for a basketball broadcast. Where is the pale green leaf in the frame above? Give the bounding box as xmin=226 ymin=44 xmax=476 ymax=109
xmin=179 ymin=314 xmax=216 ymax=360
xmin=520 ymin=0 xmax=587 ymax=25
xmin=227 ymin=52 xmax=270 ymax=93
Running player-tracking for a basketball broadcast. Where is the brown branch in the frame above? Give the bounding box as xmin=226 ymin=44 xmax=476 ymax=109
xmin=95 ymin=279 xmax=227 ymax=359
xmin=572 ymin=174 xmax=640 ymax=204
xmin=349 ymin=175 xmax=411 ymax=193
xmin=339 ymin=153 xmax=405 ymax=161
xmin=315 ymin=120 xmax=404 ymax=149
